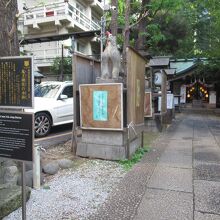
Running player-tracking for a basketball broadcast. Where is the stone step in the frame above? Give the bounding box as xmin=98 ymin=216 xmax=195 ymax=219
xmin=0 ymin=184 xmax=31 ymax=219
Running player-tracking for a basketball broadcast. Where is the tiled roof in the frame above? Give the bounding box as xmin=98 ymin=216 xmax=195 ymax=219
xmin=170 ymin=59 xmax=196 ymax=75
xmin=149 ymin=57 xmax=170 ymax=67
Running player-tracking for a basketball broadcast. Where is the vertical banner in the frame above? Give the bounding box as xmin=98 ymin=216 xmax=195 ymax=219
xmin=180 ymin=85 xmax=186 ymax=104
xmin=167 ymin=94 xmax=174 ymax=109
xmin=209 ymin=91 xmax=216 ymax=104
xmin=158 ymin=97 xmax=161 ymax=112
xmin=158 ymin=94 xmax=174 ymax=111
xmin=174 ymin=97 xmax=179 ymax=106
xmin=93 ymin=91 xmax=108 ymax=121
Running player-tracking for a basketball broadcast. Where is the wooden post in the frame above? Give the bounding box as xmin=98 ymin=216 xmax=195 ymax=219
xmin=161 ymin=71 xmax=167 ymax=113
xmin=21 ymin=162 xmax=26 ymax=220
xmin=141 ymin=131 xmax=144 ymax=148
xmin=126 ymin=127 xmax=130 ymax=159
xmin=161 ymin=70 xmax=167 ymax=124
xmin=60 ymin=44 xmax=64 ymax=81
xmin=71 ymin=37 xmax=77 ymax=155
xmin=33 ymin=145 xmax=40 ymax=189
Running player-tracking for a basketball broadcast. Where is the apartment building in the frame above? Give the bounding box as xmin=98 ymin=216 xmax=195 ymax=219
xmin=17 ymin=0 xmax=103 ymax=74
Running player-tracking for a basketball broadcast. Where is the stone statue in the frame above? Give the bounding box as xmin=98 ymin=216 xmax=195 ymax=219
xmin=101 ymin=31 xmax=121 ymax=80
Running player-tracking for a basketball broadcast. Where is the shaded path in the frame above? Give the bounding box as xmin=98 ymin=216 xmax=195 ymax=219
xmin=90 ymin=113 xmax=220 ymax=220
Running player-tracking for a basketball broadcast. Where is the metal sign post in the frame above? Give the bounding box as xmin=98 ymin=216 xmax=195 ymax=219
xmin=0 ymin=111 xmax=33 ymax=220
xmin=21 ymin=161 xmax=26 ymax=220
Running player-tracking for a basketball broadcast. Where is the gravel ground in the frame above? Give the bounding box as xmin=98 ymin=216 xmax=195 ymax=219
xmin=4 ymin=159 xmax=126 ymax=220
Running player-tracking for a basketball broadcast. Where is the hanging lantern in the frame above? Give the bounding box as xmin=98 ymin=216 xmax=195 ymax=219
xmin=187 ymin=93 xmax=191 ymax=98
xmin=205 ymin=94 xmax=209 ymax=98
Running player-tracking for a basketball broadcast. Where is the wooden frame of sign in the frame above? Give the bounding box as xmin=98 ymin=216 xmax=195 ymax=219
xmin=144 ymin=92 xmax=152 ymax=117
xmin=79 ymin=83 xmax=123 ymax=130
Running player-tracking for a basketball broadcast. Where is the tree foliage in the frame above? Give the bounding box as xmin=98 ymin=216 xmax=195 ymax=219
xmin=110 ymin=0 xmax=220 ymax=79
xmin=115 ymin=0 xmax=220 ymax=60
xmin=50 ymin=57 xmax=72 ymax=76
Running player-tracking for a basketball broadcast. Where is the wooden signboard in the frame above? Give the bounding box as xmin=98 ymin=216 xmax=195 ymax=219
xmin=144 ymin=92 xmax=152 ymax=117
xmin=0 ymin=56 xmax=33 ymax=108
xmin=126 ymin=47 xmax=146 ymax=124
xmin=80 ymin=83 xmax=123 ymax=130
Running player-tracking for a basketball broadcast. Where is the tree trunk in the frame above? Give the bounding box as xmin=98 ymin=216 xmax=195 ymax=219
xmin=110 ymin=0 xmax=118 ymax=36
xmin=0 ymin=0 xmax=19 ymax=57
xmin=135 ymin=0 xmax=150 ymax=55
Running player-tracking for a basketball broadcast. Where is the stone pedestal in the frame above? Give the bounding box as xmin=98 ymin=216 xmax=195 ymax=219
xmin=77 ymin=129 xmax=142 ymax=160
xmin=96 ymin=77 xmax=124 ymax=84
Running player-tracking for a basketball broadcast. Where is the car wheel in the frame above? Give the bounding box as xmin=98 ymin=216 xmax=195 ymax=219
xmin=35 ymin=112 xmax=52 ymax=138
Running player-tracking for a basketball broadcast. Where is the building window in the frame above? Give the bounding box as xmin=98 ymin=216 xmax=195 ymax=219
xmin=76 ymin=42 xmax=85 ymax=54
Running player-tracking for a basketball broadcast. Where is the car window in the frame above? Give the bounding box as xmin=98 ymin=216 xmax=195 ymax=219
xmin=35 ymin=84 xmax=61 ymax=98
xmin=62 ymin=85 xmax=73 ymax=98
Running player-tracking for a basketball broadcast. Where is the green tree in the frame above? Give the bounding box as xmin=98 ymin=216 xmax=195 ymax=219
xmin=50 ymin=57 xmax=72 ymax=77
xmin=115 ymin=0 xmax=194 ymax=58
xmin=115 ymin=0 xmax=220 ymax=59
xmin=194 ymin=0 xmax=220 ymax=58
xmin=185 ymin=0 xmax=220 ymax=79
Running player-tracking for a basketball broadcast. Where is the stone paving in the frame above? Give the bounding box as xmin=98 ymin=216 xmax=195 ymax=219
xmin=90 ymin=113 xmax=220 ymax=220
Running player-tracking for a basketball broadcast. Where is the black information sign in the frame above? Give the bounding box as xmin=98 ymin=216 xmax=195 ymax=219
xmin=0 ymin=57 xmax=33 ymax=108
xmin=0 ymin=112 xmax=33 ymax=161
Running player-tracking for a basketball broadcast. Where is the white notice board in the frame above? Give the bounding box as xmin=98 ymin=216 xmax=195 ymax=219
xmin=167 ymin=94 xmax=174 ymax=109
xmin=158 ymin=93 xmax=174 ymax=111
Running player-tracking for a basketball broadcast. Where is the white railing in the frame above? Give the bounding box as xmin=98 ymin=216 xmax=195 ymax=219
xmin=25 ymin=46 xmax=82 ymax=66
xmin=23 ymin=2 xmax=101 ymax=31
xmin=67 ymin=4 xmax=100 ymax=30
xmin=24 ymin=47 xmax=61 ymax=66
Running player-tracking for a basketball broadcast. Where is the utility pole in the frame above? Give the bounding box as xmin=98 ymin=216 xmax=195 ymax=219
xmin=60 ymin=44 xmax=64 ymax=81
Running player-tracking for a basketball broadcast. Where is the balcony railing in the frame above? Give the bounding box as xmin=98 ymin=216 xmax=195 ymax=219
xmin=24 ymin=46 xmax=86 ymax=67
xmin=23 ymin=2 xmax=101 ymax=31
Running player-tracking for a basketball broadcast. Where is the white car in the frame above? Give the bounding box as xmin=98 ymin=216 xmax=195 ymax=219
xmin=28 ymin=81 xmax=74 ymax=138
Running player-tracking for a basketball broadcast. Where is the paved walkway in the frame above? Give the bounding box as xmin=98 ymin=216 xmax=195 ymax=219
xmin=90 ymin=113 xmax=220 ymax=220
